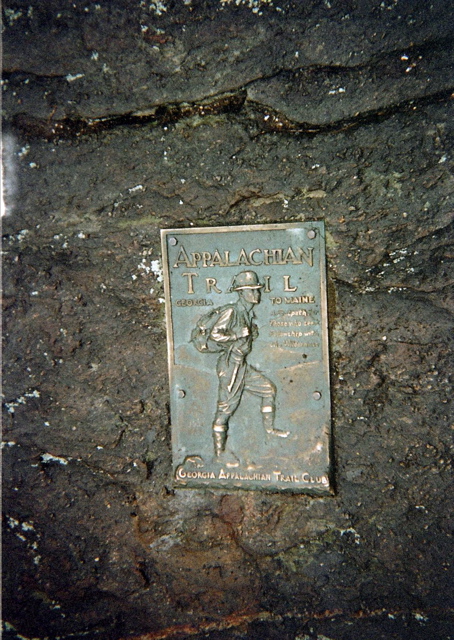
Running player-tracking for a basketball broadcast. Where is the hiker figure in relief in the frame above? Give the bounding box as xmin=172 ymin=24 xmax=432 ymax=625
xmin=191 ymin=270 xmax=289 ymax=462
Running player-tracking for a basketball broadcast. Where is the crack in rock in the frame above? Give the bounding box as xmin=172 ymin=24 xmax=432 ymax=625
xmin=8 ymin=87 xmax=453 ymax=141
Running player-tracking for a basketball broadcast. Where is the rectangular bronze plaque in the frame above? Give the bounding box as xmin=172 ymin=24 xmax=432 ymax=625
xmin=161 ymin=223 xmax=332 ymax=494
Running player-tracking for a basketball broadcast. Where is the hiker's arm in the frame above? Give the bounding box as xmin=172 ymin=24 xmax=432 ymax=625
xmin=210 ymin=308 xmax=239 ymax=342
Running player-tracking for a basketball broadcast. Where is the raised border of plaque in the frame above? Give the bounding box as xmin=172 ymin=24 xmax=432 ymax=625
xmin=161 ymin=223 xmax=333 ymax=494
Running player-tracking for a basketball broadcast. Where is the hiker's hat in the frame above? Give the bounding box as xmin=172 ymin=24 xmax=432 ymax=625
xmin=232 ymin=270 xmax=263 ymax=290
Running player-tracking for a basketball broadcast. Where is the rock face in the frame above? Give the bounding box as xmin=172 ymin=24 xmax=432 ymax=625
xmin=2 ymin=1 xmax=453 ymax=639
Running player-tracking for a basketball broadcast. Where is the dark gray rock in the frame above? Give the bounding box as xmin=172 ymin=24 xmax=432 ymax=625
xmin=2 ymin=1 xmax=453 ymax=639
xmin=3 ymin=0 xmax=454 ymax=122
xmin=247 ymin=39 xmax=454 ymax=126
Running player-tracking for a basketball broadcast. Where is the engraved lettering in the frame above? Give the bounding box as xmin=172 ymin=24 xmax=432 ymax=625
xmin=271 ymin=309 xmax=307 ymax=317
xmin=283 ymin=340 xmax=305 ymax=348
xmin=298 ymin=247 xmax=314 ymax=267
xmin=173 ymin=245 xmax=192 ymax=268
xmin=249 ymin=248 xmax=263 ymax=266
xmin=226 ymin=275 xmax=236 ymax=292
xmin=302 ymin=472 xmax=328 ymax=484
xmin=176 ymin=298 xmax=214 ymax=307
xmin=283 ymin=246 xmax=298 ymax=264
xmin=300 ymin=342 xmax=320 ymax=347
xmin=173 ymin=246 xmax=314 ymax=269
xmin=202 ymin=251 xmax=212 ymax=267
xmin=264 ymin=248 xmax=284 ymax=265
xmin=270 ymin=331 xmax=303 ymax=338
xmin=284 ymin=295 xmax=315 ymax=304
xmin=191 ymin=252 xmax=202 ymax=268
xmin=206 ymin=277 xmax=222 ymax=294
xmin=263 ymin=275 xmax=272 ymax=293
xmin=182 ymin=272 xmax=198 ymax=294
xmin=177 ymin=467 xmax=216 ymax=480
xmin=236 ymin=248 xmax=251 ymax=266
xmin=283 ymin=275 xmax=298 ymax=292
xmin=210 ymin=249 xmax=225 ymax=267
xmin=218 ymin=469 xmax=272 ymax=481
xmin=270 ymin=320 xmax=302 ymax=327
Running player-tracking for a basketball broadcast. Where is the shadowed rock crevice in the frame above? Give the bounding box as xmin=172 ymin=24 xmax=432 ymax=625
xmin=7 ymin=86 xmax=454 ymax=141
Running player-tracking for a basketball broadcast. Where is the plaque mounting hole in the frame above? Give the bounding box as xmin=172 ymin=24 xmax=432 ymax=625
xmin=307 ymin=229 xmax=317 ymax=239
xmin=169 ymin=237 xmax=178 ymax=246
xmin=313 ymin=391 xmax=322 ymax=400
xmin=177 ymin=389 xmax=186 ymax=398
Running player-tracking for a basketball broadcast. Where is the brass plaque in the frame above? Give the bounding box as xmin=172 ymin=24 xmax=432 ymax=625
xmin=161 ymin=223 xmax=332 ymax=494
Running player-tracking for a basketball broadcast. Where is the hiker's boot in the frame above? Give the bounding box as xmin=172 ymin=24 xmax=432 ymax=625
xmin=262 ymin=407 xmax=290 ymax=439
xmin=213 ymin=425 xmax=227 ymax=457
xmin=212 ymin=425 xmax=240 ymax=467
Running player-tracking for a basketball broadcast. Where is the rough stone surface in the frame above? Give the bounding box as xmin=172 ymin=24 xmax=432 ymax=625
xmin=2 ymin=1 xmax=454 ymax=639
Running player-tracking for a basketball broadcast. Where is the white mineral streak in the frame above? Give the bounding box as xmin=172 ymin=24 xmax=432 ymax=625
xmin=66 ymin=73 xmax=85 ymax=82
xmin=41 ymin=453 xmax=69 ymax=465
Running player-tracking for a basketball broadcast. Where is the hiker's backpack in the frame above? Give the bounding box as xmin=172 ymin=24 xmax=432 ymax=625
xmin=190 ymin=305 xmax=234 ymax=353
